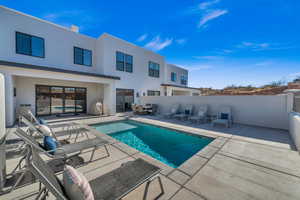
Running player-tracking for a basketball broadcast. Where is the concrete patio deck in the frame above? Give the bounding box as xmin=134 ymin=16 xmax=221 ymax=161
xmin=1 ymin=114 xmax=300 ymax=200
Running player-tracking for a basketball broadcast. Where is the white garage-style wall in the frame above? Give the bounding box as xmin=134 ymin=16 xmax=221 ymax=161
xmin=141 ymin=95 xmax=292 ymax=130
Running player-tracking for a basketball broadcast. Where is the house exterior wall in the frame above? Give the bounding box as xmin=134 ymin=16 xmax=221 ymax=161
xmin=0 ymin=6 xmax=197 ymax=125
xmin=98 ymin=34 xmax=165 ymax=101
xmin=165 ymin=64 xmax=188 ymax=86
xmin=0 ymin=6 xmax=100 ymax=74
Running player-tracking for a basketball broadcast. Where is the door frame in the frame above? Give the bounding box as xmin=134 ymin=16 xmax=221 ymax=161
xmin=116 ymin=88 xmax=134 ymax=112
xmin=35 ymin=85 xmax=87 ymax=116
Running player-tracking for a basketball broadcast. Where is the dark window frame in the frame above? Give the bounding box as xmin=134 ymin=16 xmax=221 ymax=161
xmin=171 ymin=72 xmax=177 ymax=82
xmin=148 ymin=61 xmax=160 ymax=78
xmin=147 ymin=90 xmax=160 ymax=96
xmin=35 ymin=84 xmax=87 ymax=116
xmin=181 ymin=75 xmax=188 ymax=85
xmin=16 ymin=31 xmax=45 ymax=58
xmin=116 ymin=51 xmax=133 ymax=73
xmin=74 ymin=46 xmax=92 ymax=67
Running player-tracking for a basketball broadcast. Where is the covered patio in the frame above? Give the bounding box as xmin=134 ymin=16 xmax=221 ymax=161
xmin=0 ymin=62 xmax=119 ymax=126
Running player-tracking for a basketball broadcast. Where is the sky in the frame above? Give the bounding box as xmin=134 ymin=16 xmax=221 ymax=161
xmin=1 ymin=0 xmax=300 ymax=89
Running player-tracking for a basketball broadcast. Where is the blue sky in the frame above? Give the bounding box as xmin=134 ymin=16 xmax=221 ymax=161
xmin=2 ymin=0 xmax=300 ymax=88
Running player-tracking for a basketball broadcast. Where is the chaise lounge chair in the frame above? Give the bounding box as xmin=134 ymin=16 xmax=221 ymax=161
xmin=19 ymin=110 xmax=79 ymax=130
xmin=9 ymin=128 xmax=109 ymax=192
xmin=189 ymin=105 xmax=208 ymax=123
xmin=163 ymin=104 xmax=180 ymax=118
xmin=21 ymin=113 xmax=89 ymax=143
xmin=212 ymin=106 xmax=233 ymax=128
xmin=15 ymin=128 xmax=109 ymax=161
xmin=26 ymin=146 xmax=163 ymax=200
xmin=174 ymin=104 xmax=194 ymax=121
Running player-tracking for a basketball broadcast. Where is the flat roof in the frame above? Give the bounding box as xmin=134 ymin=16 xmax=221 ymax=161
xmin=0 ymin=60 xmax=120 ymax=80
xmin=161 ymin=83 xmax=200 ymax=90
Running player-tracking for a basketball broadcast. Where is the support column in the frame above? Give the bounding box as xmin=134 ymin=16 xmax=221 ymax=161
xmin=4 ymin=74 xmax=14 ymax=127
xmin=0 ymin=73 xmax=6 ymax=191
xmin=103 ymin=82 xmax=116 ymax=115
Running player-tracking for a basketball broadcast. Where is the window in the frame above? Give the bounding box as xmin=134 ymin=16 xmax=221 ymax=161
xmin=171 ymin=72 xmax=177 ymax=82
xmin=147 ymin=90 xmax=160 ymax=96
xmin=116 ymin=51 xmax=133 ymax=72
xmin=181 ymin=75 xmax=188 ymax=85
xmin=148 ymin=61 xmax=160 ymax=78
xmin=74 ymin=47 xmax=92 ymax=66
xmin=16 ymin=32 xmax=45 ymax=58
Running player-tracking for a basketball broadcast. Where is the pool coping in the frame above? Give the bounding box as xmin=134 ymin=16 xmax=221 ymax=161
xmin=85 ymin=116 xmax=230 ymax=182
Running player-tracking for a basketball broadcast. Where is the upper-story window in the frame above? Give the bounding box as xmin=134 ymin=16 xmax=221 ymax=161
xmin=16 ymin=32 xmax=45 ymax=58
xmin=149 ymin=61 xmax=160 ymax=78
xmin=147 ymin=90 xmax=160 ymax=96
xmin=171 ymin=72 xmax=177 ymax=82
xmin=74 ymin=47 xmax=92 ymax=66
xmin=181 ymin=75 xmax=188 ymax=85
xmin=116 ymin=51 xmax=133 ymax=73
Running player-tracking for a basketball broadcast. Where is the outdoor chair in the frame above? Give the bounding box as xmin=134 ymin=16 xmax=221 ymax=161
xmin=21 ymin=113 xmax=90 ymax=143
xmin=174 ymin=104 xmax=194 ymax=121
xmin=163 ymin=104 xmax=180 ymax=118
xmin=189 ymin=105 xmax=208 ymax=123
xmin=15 ymin=128 xmax=109 ymax=162
xmin=26 ymin=146 xmax=163 ymax=200
xmin=19 ymin=110 xmax=79 ymax=131
xmin=212 ymin=106 xmax=233 ymax=128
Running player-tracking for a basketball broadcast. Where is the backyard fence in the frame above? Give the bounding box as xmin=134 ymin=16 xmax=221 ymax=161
xmin=140 ymin=95 xmax=293 ymax=130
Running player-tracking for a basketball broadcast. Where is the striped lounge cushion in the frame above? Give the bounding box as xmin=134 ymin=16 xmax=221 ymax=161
xmin=63 ymin=165 xmax=94 ymax=200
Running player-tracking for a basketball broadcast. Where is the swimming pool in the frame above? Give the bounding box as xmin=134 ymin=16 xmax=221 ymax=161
xmin=92 ymin=120 xmax=214 ymax=168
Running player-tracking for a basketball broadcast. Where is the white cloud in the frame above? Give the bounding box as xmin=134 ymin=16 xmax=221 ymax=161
xmin=193 ymin=56 xmax=224 ymax=60
xmin=175 ymin=38 xmax=187 ymax=45
xmin=198 ymin=0 xmax=220 ymax=10
xmin=188 ymin=65 xmax=213 ymax=71
xmin=198 ymin=9 xmax=228 ymax=28
xmin=137 ymin=34 xmax=148 ymax=42
xmin=145 ymin=36 xmax=173 ymax=51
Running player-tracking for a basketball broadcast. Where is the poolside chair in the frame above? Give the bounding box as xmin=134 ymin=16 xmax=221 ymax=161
xmin=8 ymin=128 xmax=109 ymax=192
xmin=19 ymin=110 xmax=78 ymax=128
xmin=189 ymin=105 xmax=208 ymax=123
xmin=21 ymin=113 xmax=90 ymax=143
xmin=163 ymin=104 xmax=180 ymax=118
xmin=174 ymin=104 xmax=194 ymax=121
xmin=212 ymin=106 xmax=233 ymax=128
xmin=26 ymin=146 xmax=163 ymax=200
xmin=15 ymin=128 xmax=109 ymax=161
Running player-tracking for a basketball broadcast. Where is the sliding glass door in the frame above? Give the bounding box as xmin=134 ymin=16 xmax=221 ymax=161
xmin=116 ymin=88 xmax=134 ymax=112
xmin=36 ymin=85 xmax=86 ymax=116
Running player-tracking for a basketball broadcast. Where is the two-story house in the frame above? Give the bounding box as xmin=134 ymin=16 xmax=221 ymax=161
xmin=0 ymin=6 xmax=200 ymax=126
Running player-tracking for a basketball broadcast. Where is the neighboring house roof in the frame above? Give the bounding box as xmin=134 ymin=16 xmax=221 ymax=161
xmin=0 ymin=60 xmax=120 ymax=80
xmin=161 ymin=83 xmax=200 ymax=90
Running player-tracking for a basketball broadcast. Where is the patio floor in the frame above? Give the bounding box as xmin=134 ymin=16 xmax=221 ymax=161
xmin=2 ymin=114 xmax=300 ymax=200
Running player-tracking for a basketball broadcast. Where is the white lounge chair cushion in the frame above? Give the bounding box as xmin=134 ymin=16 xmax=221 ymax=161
xmin=213 ymin=119 xmax=228 ymax=124
xmin=198 ymin=111 xmax=205 ymax=117
xmin=171 ymin=108 xmax=177 ymax=113
xmin=63 ymin=165 xmax=94 ymax=200
xmin=38 ymin=125 xmax=53 ymax=136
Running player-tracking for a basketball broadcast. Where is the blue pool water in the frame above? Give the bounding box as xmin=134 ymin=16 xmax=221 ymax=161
xmin=93 ymin=120 xmax=214 ymax=168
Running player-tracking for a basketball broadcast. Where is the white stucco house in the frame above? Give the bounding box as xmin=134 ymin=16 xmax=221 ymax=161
xmin=0 ymin=6 xmax=201 ymax=126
